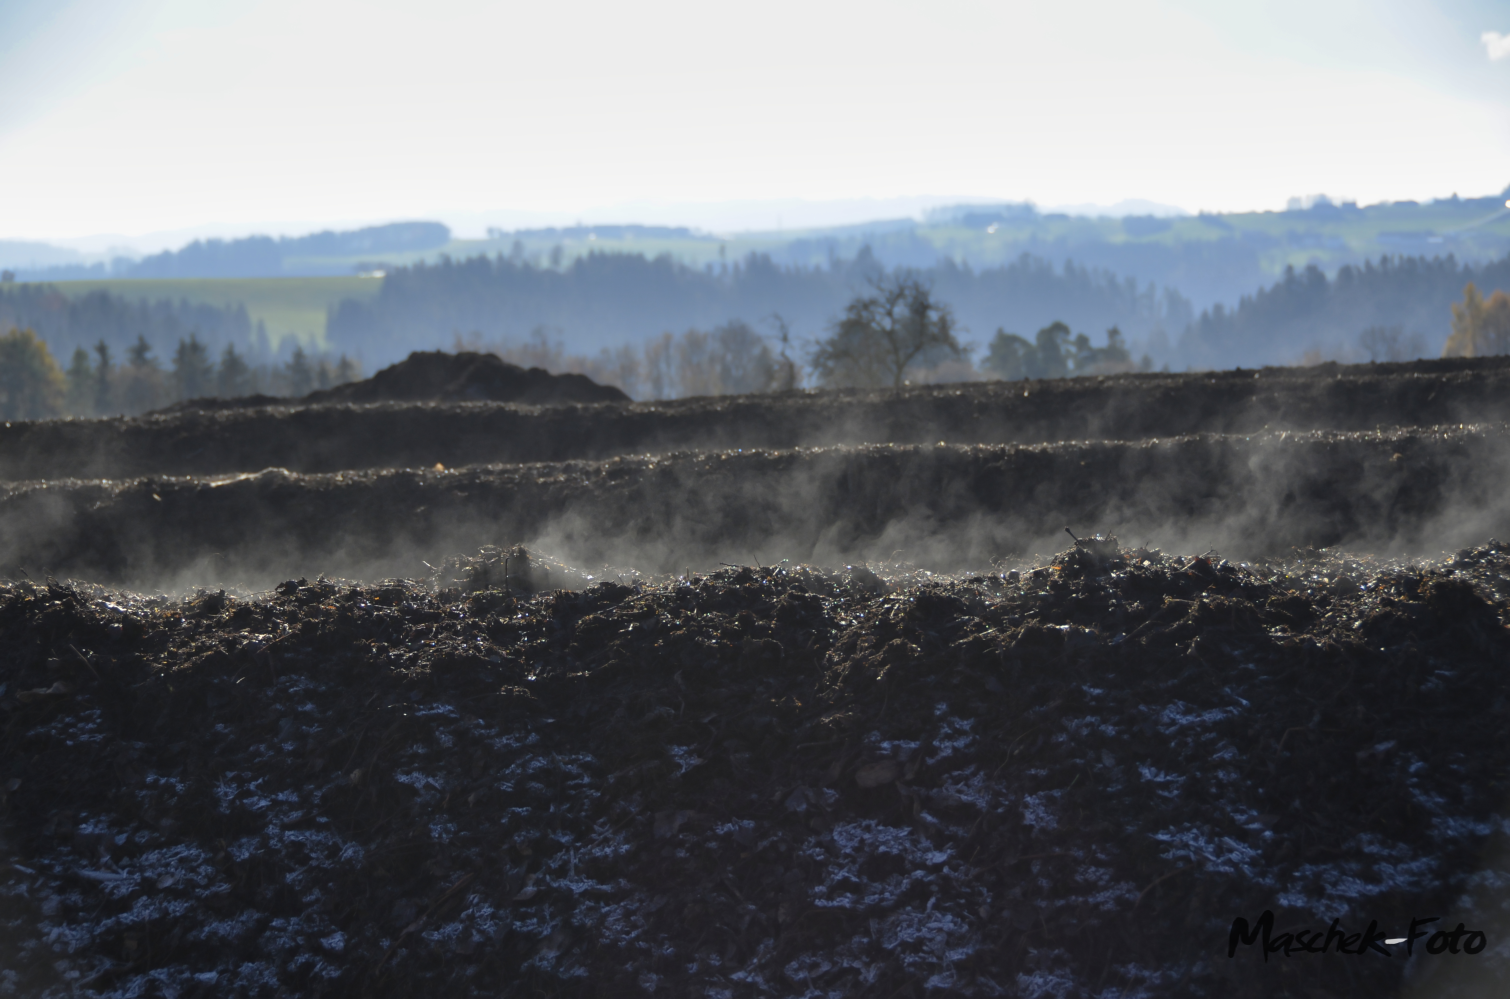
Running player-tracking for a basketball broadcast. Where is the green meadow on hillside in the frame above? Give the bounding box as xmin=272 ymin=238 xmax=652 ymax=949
xmin=50 ymin=275 xmax=383 ymax=349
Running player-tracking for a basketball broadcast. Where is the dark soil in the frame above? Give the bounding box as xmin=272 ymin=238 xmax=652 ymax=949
xmin=6 ymin=355 xmax=1510 ymax=996
xmin=2 ymin=425 xmax=1508 ymax=586
xmin=2 ymin=540 xmax=1509 ymax=996
xmin=300 ymin=351 xmax=629 ymax=407
xmin=4 ymin=355 xmax=1510 ymax=481
xmin=161 ymin=351 xmax=629 ymax=418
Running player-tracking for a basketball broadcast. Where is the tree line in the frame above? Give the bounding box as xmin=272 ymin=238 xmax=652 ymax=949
xmin=463 ymin=321 xmax=799 ymax=401
xmin=0 ymin=330 xmax=359 ymax=421
xmin=466 ymin=273 xmax=1146 ymax=399
xmin=0 ymin=282 xmax=260 ymax=364
xmin=1181 ymin=254 xmax=1510 ymax=366
xmin=326 ymin=248 xmax=1193 ymax=370
xmin=459 ymin=265 xmax=1510 ymax=400
xmin=331 ymin=247 xmax=1510 ymax=374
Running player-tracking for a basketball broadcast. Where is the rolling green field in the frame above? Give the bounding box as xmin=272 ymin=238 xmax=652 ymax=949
xmin=420 ymin=197 xmax=1510 ymax=284
xmin=51 ymin=275 xmax=383 ymax=348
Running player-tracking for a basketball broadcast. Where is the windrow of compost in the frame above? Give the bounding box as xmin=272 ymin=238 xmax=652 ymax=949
xmin=2 ymin=540 xmax=1509 ymax=996
xmin=1 ymin=425 xmax=1508 ymax=588
xmin=2 ymin=355 xmax=1509 ymax=481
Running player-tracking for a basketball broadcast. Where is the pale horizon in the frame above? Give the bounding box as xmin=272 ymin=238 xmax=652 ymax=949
xmin=2 ymin=0 xmax=1507 ymax=246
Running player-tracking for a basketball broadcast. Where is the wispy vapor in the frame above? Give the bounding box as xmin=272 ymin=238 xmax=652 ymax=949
xmin=1484 ymin=30 xmax=1510 ymax=61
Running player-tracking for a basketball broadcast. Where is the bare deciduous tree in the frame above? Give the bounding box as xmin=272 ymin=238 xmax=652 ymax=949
xmin=810 ymin=275 xmax=962 ymax=389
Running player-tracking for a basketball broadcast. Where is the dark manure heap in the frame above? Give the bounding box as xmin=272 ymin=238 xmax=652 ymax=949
xmin=153 ymin=350 xmax=629 ymax=420
xmin=299 ymin=351 xmax=630 ymax=407
xmin=3 ymin=540 xmax=1510 ymax=996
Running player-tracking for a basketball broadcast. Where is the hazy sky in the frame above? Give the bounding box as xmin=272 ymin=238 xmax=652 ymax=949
xmin=2 ymin=0 xmax=1507 ymax=241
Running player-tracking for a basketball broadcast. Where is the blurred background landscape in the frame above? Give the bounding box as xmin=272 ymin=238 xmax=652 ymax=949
xmin=2 ymin=0 xmax=1508 ymax=413
xmin=6 ymin=192 xmax=1509 ymax=414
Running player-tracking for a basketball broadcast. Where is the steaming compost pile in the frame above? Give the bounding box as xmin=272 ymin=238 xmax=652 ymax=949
xmin=4 ymin=423 xmax=1510 ymax=585
xmin=3 ymin=354 xmax=1509 ymax=482
xmin=6 ymin=354 xmax=1510 ymax=996
xmin=2 ymin=540 xmax=1510 ymax=996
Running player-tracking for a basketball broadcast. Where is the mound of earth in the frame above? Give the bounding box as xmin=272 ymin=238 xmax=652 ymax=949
xmin=303 ymin=351 xmax=629 ymax=406
xmin=154 ymin=352 xmax=628 ymax=418
xmin=2 ymin=540 xmax=1509 ymax=995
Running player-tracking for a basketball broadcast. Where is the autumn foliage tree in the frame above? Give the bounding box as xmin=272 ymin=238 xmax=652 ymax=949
xmin=0 ymin=328 xmax=66 ymax=420
xmin=1442 ymin=283 xmax=1510 ymax=358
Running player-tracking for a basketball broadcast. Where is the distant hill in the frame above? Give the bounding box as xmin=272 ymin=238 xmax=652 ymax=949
xmin=6 ymin=222 xmax=450 ymax=282
xmin=7 ymin=191 xmax=1509 ymax=310
xmin=126 ymin=221 xmax=451 ymax=279
xmin=0 ymin=240 xmax=88 ymax=272
xmin=763 ymin=193 xmax=1510 ymax=310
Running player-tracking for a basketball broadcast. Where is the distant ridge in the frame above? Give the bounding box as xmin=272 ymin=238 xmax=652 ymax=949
xmin=3 ymin=222 xmax=452 ymax=281
xmin=127 ymin=222 xmax=451 ymax=279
